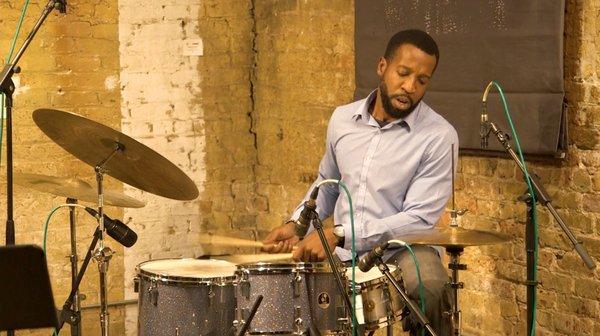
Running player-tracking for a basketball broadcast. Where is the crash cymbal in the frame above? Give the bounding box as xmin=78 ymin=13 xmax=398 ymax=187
xmin=15 ymin=172 xmax=145 ymax=208
xmin=401 ymin=226 xmax=511 ymax=249
xmin=33 ymin=109 xmax=199 ymax=201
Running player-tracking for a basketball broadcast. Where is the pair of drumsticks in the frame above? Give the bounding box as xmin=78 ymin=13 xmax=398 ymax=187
xmin=197 ymin=233 xmax=293 ymax=263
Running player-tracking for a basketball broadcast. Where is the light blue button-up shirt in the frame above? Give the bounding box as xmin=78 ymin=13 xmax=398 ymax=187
xmin=292 ymin=90 xmax=459 ymax=261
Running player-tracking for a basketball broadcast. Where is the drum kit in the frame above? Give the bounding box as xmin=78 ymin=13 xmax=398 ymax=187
xmin=19 ymin=108 xmax=513 ymax=336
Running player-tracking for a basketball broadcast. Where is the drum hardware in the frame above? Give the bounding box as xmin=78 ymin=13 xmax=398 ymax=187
xmin=234 ymin=262 xmax=347 ymax=335
xmin=373 ymin=259 xmax=438 ymax=336
xmin=13 ymin=173 xmax=146 ymax=208
xmin=311 ymin=216 xmax=355 ymax=328
xmin=0 ymin=2 xmax=66 ymax=335
xmin=32 ymin=108 xmax=199 ymax=335
xmin=350 ymin=265 xmax=408 ymax=331
xmin=56 ymin=227 xmax=102 ymax=333
xmin=236 ymin=295 xmax=264 ymax=336
xmin=481 ymin=116 xmax=596 ymax=334
xmin=32 ymin=108 xmax=200 ymax=201
xmin=136 ymin=258 xmax=237 ymax=335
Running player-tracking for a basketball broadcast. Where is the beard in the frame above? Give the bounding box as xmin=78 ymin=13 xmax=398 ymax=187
xmin=379 ymin=81 xmax=421 ymax=120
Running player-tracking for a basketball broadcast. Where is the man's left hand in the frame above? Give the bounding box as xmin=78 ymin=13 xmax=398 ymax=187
xmin=292 ymin=227 xmax=339 ymax=262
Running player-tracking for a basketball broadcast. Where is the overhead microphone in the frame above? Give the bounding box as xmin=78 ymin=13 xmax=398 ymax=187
xmin=358 ymin=242 xmax=390 ymax=272
xmin=481 ymin=81 xmax=495 ymax=149
xmin=480 ymin=100 xmax=490 ymax=149
xmin=85 ymin=208 xmax=138 ymax=248
xmin=294 ymin=186 xmax=320 ymax=238
xmin=56 ymin=0 xmax=67 ymax=13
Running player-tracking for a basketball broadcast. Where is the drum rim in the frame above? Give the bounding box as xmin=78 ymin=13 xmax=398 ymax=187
xmin=135 ymin=258 xmax=237 ymax=284
xmin=350 ymin=266 xmax=401 ymax=288
xmin=235 ymin=261 xmax=332 ymax=273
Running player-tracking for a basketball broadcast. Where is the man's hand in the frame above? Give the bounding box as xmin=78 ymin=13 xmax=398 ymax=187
xmin=292 ymin=227 xmax=338 ymax=262
xmin=262 ymin=222 xmax=299 ymax=253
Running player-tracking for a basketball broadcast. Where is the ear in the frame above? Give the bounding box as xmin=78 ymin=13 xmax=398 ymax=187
xmin=377 ymin=57 xmax=387 ymax=77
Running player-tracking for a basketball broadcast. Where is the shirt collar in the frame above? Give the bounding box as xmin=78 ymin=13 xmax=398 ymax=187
xmin=352 ymin=89 xmax=421 ymax=131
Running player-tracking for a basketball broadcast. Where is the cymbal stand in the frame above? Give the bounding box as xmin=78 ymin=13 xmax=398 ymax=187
xmin=67 ymin=198 xmax=82 ymax=336
xmin=57 ymin=227 xmax=102 ymax=333
xmin=445 ymin=247 xmax=465 ymax=336
xmin=93 ymin=143 xmax=124 ymax=336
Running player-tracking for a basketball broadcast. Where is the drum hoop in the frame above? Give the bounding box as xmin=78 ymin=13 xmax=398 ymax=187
xmin=135 ymin=258 xmax=237 ymax=285
xmin=352 ymin=267 xmax=402 ymax=288
xmin=235 ymin=261 xmax=331 ymax=274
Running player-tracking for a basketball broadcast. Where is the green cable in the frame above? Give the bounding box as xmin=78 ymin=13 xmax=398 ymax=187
xmin=389 ymin=240 xmax=426 ymax=335
xmin=488 ymin=81 xmax=538 ymax=336
xmin=337 ymin=180 xmax=359 ymax=336
xmin=43 ymin=204 xmax=86 ymax=336
xmin=1 ymin=0 xmax=32 ymax=164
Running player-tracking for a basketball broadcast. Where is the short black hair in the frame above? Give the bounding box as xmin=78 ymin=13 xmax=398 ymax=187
xmin=384 ymin=29 xmax=439 ymax=68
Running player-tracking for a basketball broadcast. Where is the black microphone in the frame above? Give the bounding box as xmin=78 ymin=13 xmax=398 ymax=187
xmin=480 ymin=100 xmax=490 ymax=149
xmin=294 ymin=186 xmax=320 ymax=238
xmin=56 ymin=0 xmax=67 ymax=13
xmin=85 ymin=208 xmax=138 ymax=247
xmin=358 ymin=242 xmax=389 ymax=272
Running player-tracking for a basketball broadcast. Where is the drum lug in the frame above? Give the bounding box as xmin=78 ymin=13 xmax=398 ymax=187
xmin=133 ymin=276 xmax=140 ymax=293
xmin=293 ymin=306 xmax=303 ymax=334
xmin=292 ymin=270 xmax=302 ymax=297
xmin=208 ymin=284 xmax=215 ymax=306
xmin=148 ymin=278 xmax=158 ymax=306
xmin=241 ymin=271 xmax=250 ymax=299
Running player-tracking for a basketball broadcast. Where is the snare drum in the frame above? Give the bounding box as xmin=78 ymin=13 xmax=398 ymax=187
xmin=349 ymin=265 xmax=406 ymax=330
xmin=235 ymin=262 xmax=348 ymax=335
xmin=135 ymin=258 xmax=237 ymax=336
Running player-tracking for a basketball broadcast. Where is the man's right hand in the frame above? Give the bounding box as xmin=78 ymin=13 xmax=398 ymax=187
xmin=262 ymin=222 xmax=300 ymax=253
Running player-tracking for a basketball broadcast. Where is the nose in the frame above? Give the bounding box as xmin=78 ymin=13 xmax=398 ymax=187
xmin=401 ymin=77 xmax=417 ymax=94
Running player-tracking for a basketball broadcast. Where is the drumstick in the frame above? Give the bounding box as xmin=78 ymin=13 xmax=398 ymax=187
xmin=198 ymin=233 xmax=297 ymax=250
xmin=197 ymin=234 xmax=265 ymax=248
xmin=219 ymin=253 xmax=294 ymax=264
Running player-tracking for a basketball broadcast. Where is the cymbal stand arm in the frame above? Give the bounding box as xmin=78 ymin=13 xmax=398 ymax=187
xmin=374 ymin=258 xmax=438 ymax=336
xmin=93 ymin=143 xmax=123 ymax=336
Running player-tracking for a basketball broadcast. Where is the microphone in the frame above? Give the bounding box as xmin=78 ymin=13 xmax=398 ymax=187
xmin=294 ymin=186 xmax=319 ymax=238
xmin=85 ymin=208 xmax=138 ymax=247
xmin=480 ymin=100 xmax=490 ymax=149
xmin=358 ymin=242 xmax=389 ymax=272
xmin=56 ymin=0 xmax=67 ymax=13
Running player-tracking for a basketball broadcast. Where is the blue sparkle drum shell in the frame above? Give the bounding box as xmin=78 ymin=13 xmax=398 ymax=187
xmin=135 ymin=258 xmax=237 ymax=336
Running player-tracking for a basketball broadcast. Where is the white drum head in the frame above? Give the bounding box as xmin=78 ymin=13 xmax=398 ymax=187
xmin=139 ymin=258 xmax=236 ymax=279
xmin=350 ymin=264 xmax=396 ymax=284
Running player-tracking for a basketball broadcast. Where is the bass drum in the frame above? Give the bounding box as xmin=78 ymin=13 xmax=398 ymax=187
xmin=135 ymin=258 xmax=237 ymax=336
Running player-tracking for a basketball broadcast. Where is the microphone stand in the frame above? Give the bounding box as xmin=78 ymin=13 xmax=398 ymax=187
xmin=372 ymin=258 xmax=438 ymax=336
xmin=0 ymin=2 xmax=66 ymax=335
xmin=310 ymin=215 xmax=356 ymax=332
xmin=484 ymin=120 xmax=596 ymax=334
xmin=56 ymin=227 xmax=102 ymax=334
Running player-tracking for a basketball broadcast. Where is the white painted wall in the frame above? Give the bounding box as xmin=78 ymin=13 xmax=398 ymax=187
xmin=117 ymin=1 xmax=205 ymax=334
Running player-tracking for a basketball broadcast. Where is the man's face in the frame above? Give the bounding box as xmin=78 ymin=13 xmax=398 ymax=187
xmin=377 ymin=43 xmax=437 ymax=119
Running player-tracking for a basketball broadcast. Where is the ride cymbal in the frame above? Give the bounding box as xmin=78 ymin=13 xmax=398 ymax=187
xmin=33 ymin=109 xmax=199 ymax=201
xmin=15 ymin=172 xmax=145 ymax=208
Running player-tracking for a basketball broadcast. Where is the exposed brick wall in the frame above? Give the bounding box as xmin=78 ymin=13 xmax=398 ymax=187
xmin=253 ymin=0 xmax=356 ymax=235
xmin=0 ymin=0 xmax=124 ymax=334
xmin=2 ymin=0 xmax=599 ymax=335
